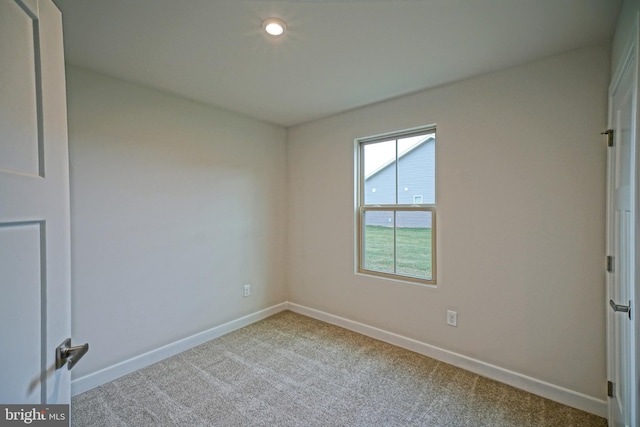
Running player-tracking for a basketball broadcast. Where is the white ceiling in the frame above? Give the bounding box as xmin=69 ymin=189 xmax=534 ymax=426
xmin=53 ymin=0 xmax=622 ymax=127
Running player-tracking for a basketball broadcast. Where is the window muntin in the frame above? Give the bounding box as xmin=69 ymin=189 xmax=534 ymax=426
xmin=357 ymin=126 xmax=436 ymax=285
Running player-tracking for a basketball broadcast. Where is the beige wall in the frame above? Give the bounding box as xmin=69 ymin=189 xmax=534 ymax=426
xmin=287 ymin=44 xmax=610 ymax=399
xmin=67 ymin=66 xmax=288 ymax=379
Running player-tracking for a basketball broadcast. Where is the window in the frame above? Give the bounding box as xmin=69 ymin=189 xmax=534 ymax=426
xmin=356 ymin=125 xmax=436 ymax=285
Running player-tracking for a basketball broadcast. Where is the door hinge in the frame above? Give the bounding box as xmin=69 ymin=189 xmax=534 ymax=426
xmin=602 ymin=129 xmax=614 ymax=147
xmin=607 ymin=380 xmax=614 ymax=397
xmin=606 ymin=255 xmax=613 ymax=273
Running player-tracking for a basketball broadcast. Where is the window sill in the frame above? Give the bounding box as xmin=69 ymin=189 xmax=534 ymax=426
xmin=355 ymin=270 xmax=437 ymax=289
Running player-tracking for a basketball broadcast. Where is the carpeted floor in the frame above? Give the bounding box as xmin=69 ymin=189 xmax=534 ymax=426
xmin=72 ymin=311 xmax=607 ymax=426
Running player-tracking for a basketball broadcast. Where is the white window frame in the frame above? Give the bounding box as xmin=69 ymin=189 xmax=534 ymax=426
xmin=355 ymin=125 xmax=437 ymax=286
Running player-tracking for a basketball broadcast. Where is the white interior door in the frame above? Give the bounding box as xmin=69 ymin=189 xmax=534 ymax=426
xmin=607 ymin=22 xmax=638 ymax=427
xmin=0 ymin=0 xmax=72 ymax=405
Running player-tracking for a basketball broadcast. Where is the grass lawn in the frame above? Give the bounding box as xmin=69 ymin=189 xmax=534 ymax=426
xmin=363 ymin=225 xmax=432 ymax=279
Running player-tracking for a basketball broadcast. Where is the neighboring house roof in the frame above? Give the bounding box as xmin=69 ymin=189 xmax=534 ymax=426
xmin=365 ymin=136 xmax=434 ymax=180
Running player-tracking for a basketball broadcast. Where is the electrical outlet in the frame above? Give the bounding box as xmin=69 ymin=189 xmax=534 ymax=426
xmin=243 ymin=284 xmax=251 ymax=297
xmin=447 ymin=310 xmax=458 ymax=327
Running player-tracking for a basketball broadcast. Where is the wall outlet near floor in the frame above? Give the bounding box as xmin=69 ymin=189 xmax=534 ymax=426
xmin=447 ymin=310 xmax=458 ymax=327
xmin=243 ymin=284 xmax=251 ymax=297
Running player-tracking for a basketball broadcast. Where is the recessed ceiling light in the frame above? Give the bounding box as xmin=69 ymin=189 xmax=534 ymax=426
xmin=262 ymin=18 xmax=286 ymax=37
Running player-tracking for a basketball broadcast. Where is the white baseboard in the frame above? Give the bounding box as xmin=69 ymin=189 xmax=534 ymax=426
xmin=286 ymin=302 xmax=607 ymax=418
xmin=72 ymin=300 xmax=607 ymax=418
xmin=71 ymin=302 xmax=288 ymax=396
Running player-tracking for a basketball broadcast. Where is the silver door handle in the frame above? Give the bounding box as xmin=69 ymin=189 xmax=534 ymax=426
xmin=55 ymin=338 xmax=89 ymax=370
xmin=609 ymin=300 xmax=631 ymax=319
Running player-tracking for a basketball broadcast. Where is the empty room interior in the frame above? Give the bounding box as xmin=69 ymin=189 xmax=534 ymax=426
xmin=4 ymin=0 xmax=640 ymax=425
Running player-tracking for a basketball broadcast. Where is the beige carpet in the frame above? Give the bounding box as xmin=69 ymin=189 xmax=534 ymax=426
xmin=72 ymin=311 xmax=607 ymax=426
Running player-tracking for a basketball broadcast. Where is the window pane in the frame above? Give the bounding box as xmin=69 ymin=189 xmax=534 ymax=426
xmin=397 ymin=134 xmax=435 ymax=204
xmin=363 ymin=140 xmax=396 ymax=205
xmin=357 ymin=126 xmax=436 ymax=285
xmin=396 ymin=211 xmax=432 ymax=279
xmin=363 ymin=210 xmax=394 ymax=274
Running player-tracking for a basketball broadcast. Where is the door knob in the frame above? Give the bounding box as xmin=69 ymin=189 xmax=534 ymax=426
xmin=55 ymin=338 xmax=89 ymax=370
xmin=609 ymin=299 xmax=631 ymax=319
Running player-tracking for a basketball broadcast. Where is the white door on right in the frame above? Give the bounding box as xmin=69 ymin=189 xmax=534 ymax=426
xmin=607 ymin=29 xmax=637 ymax=427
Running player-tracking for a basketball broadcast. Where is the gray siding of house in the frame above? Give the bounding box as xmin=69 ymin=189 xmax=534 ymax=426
xmin=364 ymin=138 xmax=434 ymax=228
